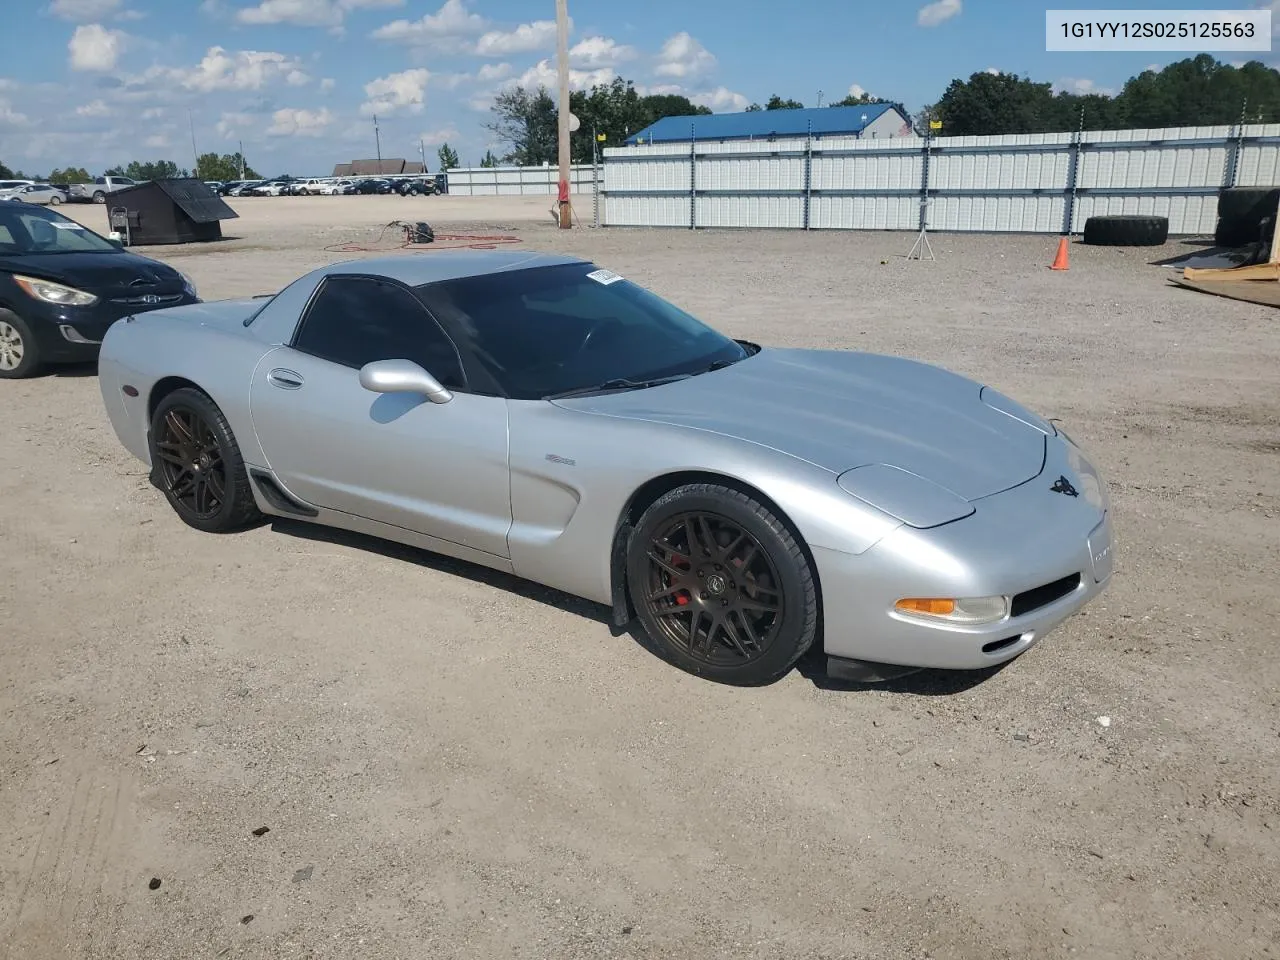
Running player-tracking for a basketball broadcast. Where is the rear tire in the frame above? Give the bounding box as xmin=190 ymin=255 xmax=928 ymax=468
xmin=49 ymin=195 xmax=62 ymax=205
xmin=1082 ymin=215 xmax=1170 ymax=247
xmin=0 ymin=310 xmax=41 ymax=379
xmin=92 ymin=191 xmax=106 ymax=203
xmin=626 ymin=483 xmax=818 ymax=686
xmin=148 ymin=387 xmax=262 ymax=533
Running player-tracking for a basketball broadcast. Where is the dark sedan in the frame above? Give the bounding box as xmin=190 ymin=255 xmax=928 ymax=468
xmin=0 ymin=202 xmax=198 ymax=378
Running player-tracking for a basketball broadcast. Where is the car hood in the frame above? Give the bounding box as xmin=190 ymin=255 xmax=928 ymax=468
xmin=0 ymin=251 xmax=183 ymax=293
xmin=557 ymin=347 xmax=1049 ymax=502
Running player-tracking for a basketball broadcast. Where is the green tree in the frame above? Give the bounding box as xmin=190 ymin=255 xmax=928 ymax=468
xmin=486 ymin=86 xmax=558 ymax=164
xmin=194 ymin=152 xmax=260 ymax=181
xmin=765 ymin=94 xmax=805 ymax=110
xmin=834 ymin=91 xmax=891 ymax=107
xmin=566 ymin=77 xmax=710 ymax=162
xmin=437 ymin=142 xmax=460 ymax=170
xmin=479 ymin=149 xmax=499 ymax=167
xmin=114 ymin=159 xmax=189 ymax=181
xmin=47 ymin=166 xmax=91 ymax=183
xmin=934 ymin=71 xmax=1062 ymax=135
xmin=0 ymin=160 xmax=14 ymax=178
xmin=744 ymin=102 xmax=763 ymax=112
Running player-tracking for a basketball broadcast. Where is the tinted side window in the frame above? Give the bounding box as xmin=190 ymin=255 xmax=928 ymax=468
xmin=294 ymin=277 xmax=465 ymax=388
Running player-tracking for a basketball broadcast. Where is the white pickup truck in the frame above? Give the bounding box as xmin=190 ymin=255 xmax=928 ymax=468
xmin=69 ymin=175 xmax=139 ymax=203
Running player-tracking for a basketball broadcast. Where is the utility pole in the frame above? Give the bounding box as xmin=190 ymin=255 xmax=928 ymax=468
xmin=374 ymin=114 xmax=382 ymax=170
xmin=237 ymin=140 xmax=245 ymax=179
xmin=556 ymin=0 xmax=571 ymax=228
xmin=419 ymin=138 xmax=427 ymax=174
xmin=188 ymin=108 xmax=199 ymax=177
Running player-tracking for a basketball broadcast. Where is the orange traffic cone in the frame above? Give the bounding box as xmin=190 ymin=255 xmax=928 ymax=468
xmin=1049 ymin=236 xmax=1069 ymax=270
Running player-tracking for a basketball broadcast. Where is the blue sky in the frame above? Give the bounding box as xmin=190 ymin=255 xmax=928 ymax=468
xmin=0 ymin=0 xmax=1275 ymax=176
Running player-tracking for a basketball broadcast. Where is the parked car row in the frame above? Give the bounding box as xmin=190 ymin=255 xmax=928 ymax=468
xmin=0 ymin=180 xmax=70 ymax=205
xmin=204 ymin=174 xmax=446 ymax=198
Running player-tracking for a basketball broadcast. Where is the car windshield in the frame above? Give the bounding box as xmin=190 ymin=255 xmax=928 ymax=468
xmin=418 ymin=262 xmax=751 ymax=400
xmin=0 ymin=203 xmax=119 ymax=255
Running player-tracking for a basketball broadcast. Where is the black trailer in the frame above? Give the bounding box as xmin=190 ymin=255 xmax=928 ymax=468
xmin=108 ymin=178 xmax=238 ymax=245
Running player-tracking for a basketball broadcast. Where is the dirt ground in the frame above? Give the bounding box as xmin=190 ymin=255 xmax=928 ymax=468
xmin=2 ymin=195 xmax=1278 ymax=960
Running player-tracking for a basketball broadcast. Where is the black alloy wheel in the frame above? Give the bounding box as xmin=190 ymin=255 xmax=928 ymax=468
xmin=154 ymin=405 xmax=225 ymax=520
xmin=149 ymin=387 xmax=261 ymax=533
xmin=644 ymin=511 xmax=785 ymax=665
xmin=627 ymin=483 xmax=818 ymax=686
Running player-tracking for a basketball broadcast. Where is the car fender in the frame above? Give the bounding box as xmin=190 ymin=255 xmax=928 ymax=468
xmin=98 ymin=312 xmax=275 ymax=471
xmin=505 ymin=399 xmax=904 ymax=607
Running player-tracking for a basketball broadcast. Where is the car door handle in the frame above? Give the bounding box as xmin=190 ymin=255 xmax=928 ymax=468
xmin=267 ymin=368 xmax=304 ymax=390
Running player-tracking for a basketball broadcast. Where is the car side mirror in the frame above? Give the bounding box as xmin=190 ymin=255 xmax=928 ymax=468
xmin=359 ymin=358 xmax=452 ymax=404
xmin=107 ymin=232 xmax=125 ymax=247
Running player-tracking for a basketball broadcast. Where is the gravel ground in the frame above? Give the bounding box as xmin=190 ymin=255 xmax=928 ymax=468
xmin=2 ymin=196 xmax=1278 ymax=960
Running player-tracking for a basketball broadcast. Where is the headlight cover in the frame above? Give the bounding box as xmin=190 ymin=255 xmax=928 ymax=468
xmin=180 ymin=272 xmax=198 ymax=299
xmin=894 ymin=595 xmax=1010 ymax=624
xmin=13 ymin=274 xmax=99 ymax=307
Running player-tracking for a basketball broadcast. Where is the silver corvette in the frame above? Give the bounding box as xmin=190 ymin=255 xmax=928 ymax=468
xmin=97 ymin=251 xmax=1114 ymax=685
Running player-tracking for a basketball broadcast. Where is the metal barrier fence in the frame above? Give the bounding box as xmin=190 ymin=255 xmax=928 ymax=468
xmin=444 ymin=163 xmax=598 ymax=197
xmin=599 ymin=123 xmax=1280 ymax=234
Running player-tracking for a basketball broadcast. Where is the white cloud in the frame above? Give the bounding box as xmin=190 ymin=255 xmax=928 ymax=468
xmin=75 ymin=99 xmax=111 ymax=117
xmin=918 ymin=0 xmax=961 ymax=27
xmin=476 ymin=62 xmax=511 ymax=82
xmin=984 ymin=67 xmax=1000 ymax=75
xmin=847 ymin=83 xmax=869 ymax=99
xmin=173 ymin=47 xmax=309 ymax=92
xmin=635 ymin=83 xmax=684 ymax=97
xmin=267 ymin=106 xmax=334 ymax=137
xmin=68 ymin=24 xmax=128 ymax=71
xmin=143 ymin=133 xmax=169 ymax=148
xmin=0 ymin=98 xmax=31 ymax=128
xmin=216 ymin=111 xmax=255 ymax=137
xmin=371 ymin=0 xmax=486 ymax=49
xmin=516 ymin=59 xmax=613 ymax=92
xmin=654 ymin=32 xmax=716 ymax=79
xmin=141 ymin=106 xmax=164 ymax=119
xmin=286 ymin=69 xmax=309 ymax=86
xmin=236 ymin=0 xmax=403 ymax=28
xmin=1054 ymin=77 xmax=1115 ymax=96
xmin=320 ymin=77 xmax=336 ymax=91
xmin=417 ymin=125 xmax=459 ymax=147
xmin=475 ymin=20 xmax=557 ymax=56
xmin=48 ymin=0 xmax=138 ymax=20
xmin=361 ymin=67 xmax=429 ymax=115
xmin=570 ymin=36 xmax=636 ymax=69
xmin=690 ymin=86 xmax=749 ymax=112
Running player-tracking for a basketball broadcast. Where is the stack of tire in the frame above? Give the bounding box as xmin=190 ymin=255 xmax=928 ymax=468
xmin=1212 ymin=187 xmax=1280 ymax=248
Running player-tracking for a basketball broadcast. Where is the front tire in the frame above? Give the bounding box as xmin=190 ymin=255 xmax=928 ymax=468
xmin=149 ymin=387 xmax=261 ymax=533
xmin=626 ymin=483 xmax=818 ymax=686
xmin=0 ymin=310 xmax=41 ymax=379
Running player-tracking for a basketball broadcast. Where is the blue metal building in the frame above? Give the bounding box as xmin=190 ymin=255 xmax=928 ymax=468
xmin=625 ymin=103 xmax=915 ymax=144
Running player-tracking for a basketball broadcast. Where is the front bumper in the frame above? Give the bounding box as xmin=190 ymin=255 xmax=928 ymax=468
xmin=817 ymin=437 xmax=1114 ymax=672
xmin=25 ymin=293 xmax=197 ymax=362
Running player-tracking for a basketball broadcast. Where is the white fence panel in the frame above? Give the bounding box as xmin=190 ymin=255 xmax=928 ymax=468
xmin=599 ymin=123 xmax=1280 ymax=233
xmin=697 ymin=195 xmax=803 ymax=229
xmin=604 ymin=194 xmax=689 ymax=227
xmin=811 ymin=153 xmax=921 ymax=191
xmin=810 ymin=195 xmax=917 ymax=230
xmin=697 ymin=157 xmax=802 ymax=192
xmin=446 ymin=164 xmax=597 ymax=196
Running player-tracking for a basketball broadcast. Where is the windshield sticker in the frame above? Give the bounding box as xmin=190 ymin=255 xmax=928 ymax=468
xmin=49 ymin=222 xmax=86 ymax=229
xmin=586 ymin=268 xmax=623 ymax=285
